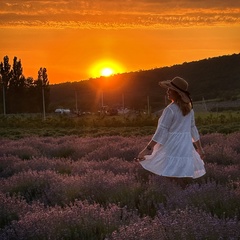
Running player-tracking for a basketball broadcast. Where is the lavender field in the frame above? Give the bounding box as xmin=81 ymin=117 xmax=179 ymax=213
xmin=0 ymin=132 xmax=240 ymax=239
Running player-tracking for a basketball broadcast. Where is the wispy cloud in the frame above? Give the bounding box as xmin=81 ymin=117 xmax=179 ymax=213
xmin=0 ymin=0 xmax=240 ymax=28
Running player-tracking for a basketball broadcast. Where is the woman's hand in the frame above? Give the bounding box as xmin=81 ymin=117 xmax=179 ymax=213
xmin=135 ymin=142 xmax=155 ymax=162
xmin=197 ymin=147 xmax=205 ymax=159
xmin=136 ymin=148 xmax=150 ymax=161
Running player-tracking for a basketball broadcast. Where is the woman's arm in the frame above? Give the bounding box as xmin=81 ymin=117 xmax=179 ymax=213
xmin=191 ymin=110 xmax=205 ymax=159
xmin=136 ymin=107 xmax=172 ymax=161
xmin=137 ymin=140 xmax=157 ymax=160
xmin=194 ymin=139 xmax=205 ymax=159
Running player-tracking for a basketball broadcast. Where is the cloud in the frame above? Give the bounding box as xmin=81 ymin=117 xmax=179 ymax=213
xmin=0 ymin=0 xmax=240 ymax=28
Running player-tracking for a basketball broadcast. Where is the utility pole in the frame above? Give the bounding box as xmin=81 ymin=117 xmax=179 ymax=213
xmin=101 ymin=91 xmax=104 ymax=108
xmin=147 ymin=95 xmax=150 ymax=115
xmin=75 ymin=90 xmax=78 ymax=114
xmin=0 ymin=75 xmax=6 ymax=115
xmin=38 ymin=67 xmax=48 ymax=121
xmin=42 ymin=86 xmax=46 ymax=121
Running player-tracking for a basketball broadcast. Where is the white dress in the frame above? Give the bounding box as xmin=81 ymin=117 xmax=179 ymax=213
xmin=140 ymin=103 xmax=206 ymax=179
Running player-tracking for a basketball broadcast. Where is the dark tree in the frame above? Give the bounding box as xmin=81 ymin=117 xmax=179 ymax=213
xmin=34 ymin=67 xmax=50 ymax=114
xmin=25 ymin=77 xmax=37 ymax=113
xmin=0 ymin=56 xmax=12 ymax=114
xmin=0 ymin=56 xmax=51 ymax=114
xmin=8 ymin=57 xmax=26 ymax=113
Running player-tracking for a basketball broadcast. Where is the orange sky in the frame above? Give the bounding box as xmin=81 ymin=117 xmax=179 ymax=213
xmin=0 ymin=0 xmax=240 ymax=84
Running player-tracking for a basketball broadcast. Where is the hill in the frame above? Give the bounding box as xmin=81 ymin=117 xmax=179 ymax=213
xmin=49 ymin=53 xmax=240 ymax=112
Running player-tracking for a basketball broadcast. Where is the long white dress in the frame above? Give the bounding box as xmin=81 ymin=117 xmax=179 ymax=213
xmin=140 ymin=103 xmax=206 ymax=179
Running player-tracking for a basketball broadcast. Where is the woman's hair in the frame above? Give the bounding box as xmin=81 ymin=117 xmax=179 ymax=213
xmin=175 ymin=92 xmax=192 ymax=116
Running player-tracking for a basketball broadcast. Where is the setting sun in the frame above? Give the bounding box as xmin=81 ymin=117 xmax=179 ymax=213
xmin=89 ymin=60 xmax=124 ymax=78
xmin=101 ymin=67 xmax=114 ymax=77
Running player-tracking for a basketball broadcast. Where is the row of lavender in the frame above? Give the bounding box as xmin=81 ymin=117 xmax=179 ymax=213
xmin=0 ymin=132 xmax=240 ymax=239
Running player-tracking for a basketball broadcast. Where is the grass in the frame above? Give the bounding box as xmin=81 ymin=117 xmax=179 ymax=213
xmin=0 ymin=110 xmax=240 ymax=139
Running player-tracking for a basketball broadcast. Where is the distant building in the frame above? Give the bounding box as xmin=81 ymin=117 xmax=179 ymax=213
xmin=55 ymin=109 xmax=71 ymax=114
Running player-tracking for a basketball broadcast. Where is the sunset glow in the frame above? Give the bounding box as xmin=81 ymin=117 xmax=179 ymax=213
xmin=101 ymin=68 xmax=113 ymax=77
xmin=0 ymin=0 xmax=239 ymax=84
xmin=89 ymin=60 xmax=124 ymax=78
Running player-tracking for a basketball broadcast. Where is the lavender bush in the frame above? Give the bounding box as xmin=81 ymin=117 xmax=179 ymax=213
xmin=0 ymin=132 xmax=240 ymax=239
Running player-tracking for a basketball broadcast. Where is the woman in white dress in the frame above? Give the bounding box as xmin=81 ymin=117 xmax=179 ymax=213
xmin=137 ymin=77 xmax=206 ymax=186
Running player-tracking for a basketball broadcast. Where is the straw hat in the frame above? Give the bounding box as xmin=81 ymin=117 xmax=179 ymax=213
xmin=159 ymin=77 xmax=192 ymax=104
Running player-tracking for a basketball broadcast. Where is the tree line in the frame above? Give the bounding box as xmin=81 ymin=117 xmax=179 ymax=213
xmin=50 ymin=53 xmax=240 ymax=112
xmin=1 ymin=53 xmax=238 ymax=114
xmin=0 ymin=56 xmax=50 ymax=114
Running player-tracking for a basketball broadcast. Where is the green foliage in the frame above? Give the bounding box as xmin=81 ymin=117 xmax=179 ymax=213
xmin=195 ymin=112 xmax=240 ymax=134
xmin=0 ymin=111 xmax=240 ymax=139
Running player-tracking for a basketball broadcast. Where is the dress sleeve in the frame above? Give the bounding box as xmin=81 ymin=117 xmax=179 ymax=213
xmin=191 ymin=110 xmax=200 ymax=142
xmin=152 ymin=107 xmax=173 ymax=145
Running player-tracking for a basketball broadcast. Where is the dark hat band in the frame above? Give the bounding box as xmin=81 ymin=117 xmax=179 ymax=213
xmin=170 ymin=82 xmax=188 ymax=94
xmin=170 ymin=82 xmax=193 ymax=108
